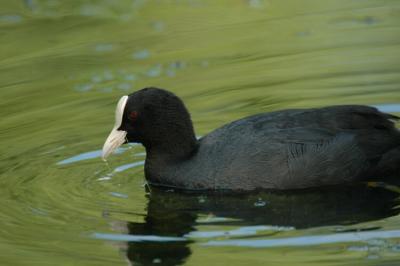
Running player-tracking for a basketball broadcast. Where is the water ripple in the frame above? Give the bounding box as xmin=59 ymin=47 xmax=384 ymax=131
xmin=188 ymin=225 xmax=294 ymax=239
xmin=204 ymin=230 xmax=400 ymax=248
xmin=92 ymin=233 xmax=186 ymax=242
xmin=57 ymin=145 xmax=136 ymax=165
xmin=373 ymin=103 xmax=400 ymax=113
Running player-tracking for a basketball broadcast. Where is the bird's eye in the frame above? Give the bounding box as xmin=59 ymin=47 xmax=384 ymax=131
xmin=129 ymin=111 xmax=138 ymax=121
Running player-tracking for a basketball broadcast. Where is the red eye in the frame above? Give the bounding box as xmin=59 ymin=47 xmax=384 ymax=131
xmin=129 ymin=111 xmax=138 ymax=121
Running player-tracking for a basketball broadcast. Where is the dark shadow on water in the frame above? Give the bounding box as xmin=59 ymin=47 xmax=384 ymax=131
xmin=120 ymin=184 xmax=399 ymax=265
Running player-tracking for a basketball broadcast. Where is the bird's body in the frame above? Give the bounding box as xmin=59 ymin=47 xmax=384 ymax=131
xmin=145 ymin=105 xmax=400 ymax=190
xmin=102 ymin=88 xmax=400 ymax=191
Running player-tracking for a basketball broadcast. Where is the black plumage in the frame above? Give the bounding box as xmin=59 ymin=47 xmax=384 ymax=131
xmin=106 ymin=87 xmax=400 ymax=191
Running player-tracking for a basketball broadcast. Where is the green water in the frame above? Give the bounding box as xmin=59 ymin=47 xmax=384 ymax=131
xmin=1 ymin=0 xmax=400 ymax=265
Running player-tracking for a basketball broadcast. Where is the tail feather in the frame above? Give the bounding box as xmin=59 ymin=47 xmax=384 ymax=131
xmin=375 ymin=147 xmax=400 ymax=177
xmin=383 ymin=112 xmax=399 ymax=121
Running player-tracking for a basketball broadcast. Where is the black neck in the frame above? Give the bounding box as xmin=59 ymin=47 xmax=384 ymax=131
xmin=144 ymin=134 xmax=199 ymax=161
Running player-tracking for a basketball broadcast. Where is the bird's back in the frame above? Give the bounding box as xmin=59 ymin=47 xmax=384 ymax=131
xmin=181 ymin=105 xmax=400 ymax=190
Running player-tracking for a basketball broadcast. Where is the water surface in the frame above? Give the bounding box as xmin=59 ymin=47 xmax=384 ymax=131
xmin=1 ymin=0 xmax=400 ymax=265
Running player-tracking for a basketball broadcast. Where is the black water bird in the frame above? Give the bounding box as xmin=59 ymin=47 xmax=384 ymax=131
xmin=102 ymin=87 xmax=400 ymax=191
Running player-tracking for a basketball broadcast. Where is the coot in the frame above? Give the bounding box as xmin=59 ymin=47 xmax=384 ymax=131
xmin=102 ymin=87 xmax=400 ymax=191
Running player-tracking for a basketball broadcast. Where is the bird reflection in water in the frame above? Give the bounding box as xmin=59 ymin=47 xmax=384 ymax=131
xmin=105 ymin=184 xmax=399 ymax=266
